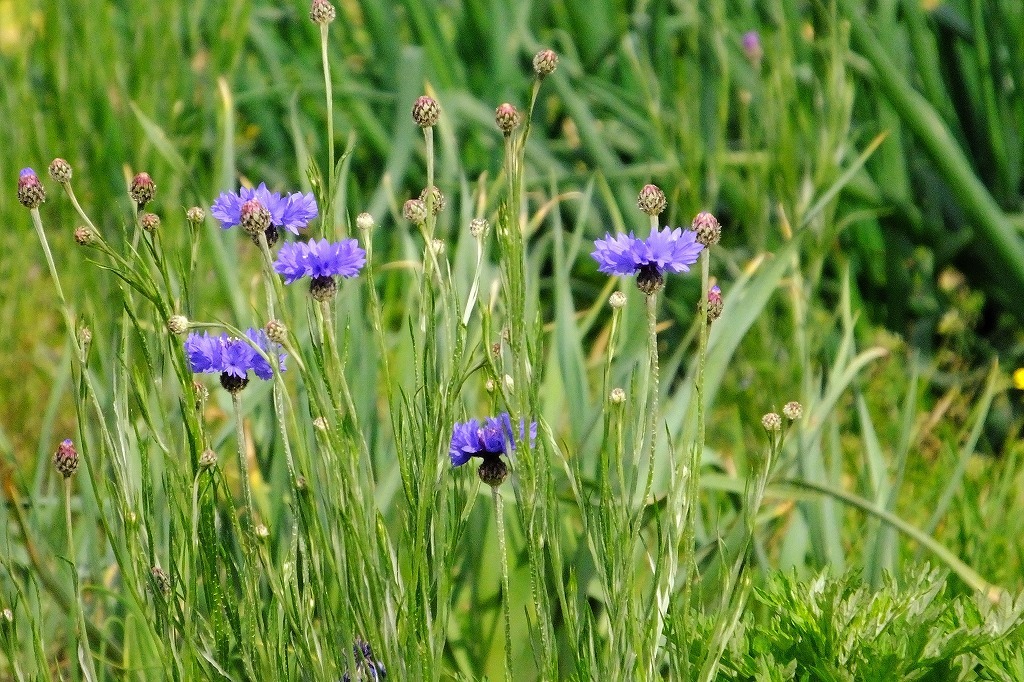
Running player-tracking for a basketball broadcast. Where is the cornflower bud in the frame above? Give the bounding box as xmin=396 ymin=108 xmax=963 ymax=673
xmin=609 ymin=291 xmax=627 ymax=309
xmin=478 ymin=458 xmax=509 ymax=488
xmin=532 ymin=49 xmax=558 ymax=77
xmin=742 ymin=31 xmax=763 ymax=66
xmin=495 ymin=103 xmax=521 ymax=135
xmin=707 ymin=285 xmax=723 ymax=321
xmin=356 ymin=212 xmax=374 ymax=232
xmin=783 ymin=401 xmax=803 ymax=421
xmin=637 ymin=184 xmax=667 ymax=216
xmin=403 ymin=198 xmax=427 ymax=225
xmin=469 ymin=217 xmax=488 ymax=238
xmin=167 ymin=315 xmax=189 ymax=336
xmin=239 ymin=199 xmax=271 ymax=240
xmin=199 ymin=449 xmax=217 ymax=470
xmin=129 ymin=172 xmax=156 ymax=209
xmin=419 ymin=185 xmax=446 ymax=215
xmin=48 ymin=158 xmax=72 ymax=184
xmin=17 ymin=168 xmax=45 ymax=209
xmin=692 ymin=211 xmax=721 ymax=247
xmin=186 ymin=206 xmax=205 ymax=224
xmin=309 ymin=0 xmax=336 ymax=24
xmin=411 ymin=95 xmax=440 ymax=128
xmin=140 ymin=212 xmax=161 ymax=232
xmin=265 ymin=319 xmax=287 ymax=344
xmin=53 ymin=439 xmax=79 ymax=478
xmin=609 ymin=387 xmax=626 ymax=404
xmin=761 ymin=412 xmax=782 ymax=433
xmin=74 ymin=225 xmax=96 ymax=246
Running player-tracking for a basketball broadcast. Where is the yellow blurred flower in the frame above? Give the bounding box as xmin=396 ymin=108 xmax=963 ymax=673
xmin=1013 ymin=368 xmax=1024 ymax=390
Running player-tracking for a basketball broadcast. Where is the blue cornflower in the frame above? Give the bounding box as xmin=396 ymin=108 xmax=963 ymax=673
xmin=184 ymin=328 xmax=286 ymax=393
xmin=211 ymin=183 xmax=318 ymax=245
xmin=274 ymin=238 xmax=366 ymax=301
xmin=449 ymin=413 xmax=537 ymax=486
xmin=591 ymin=226 xmax=703 ymax=295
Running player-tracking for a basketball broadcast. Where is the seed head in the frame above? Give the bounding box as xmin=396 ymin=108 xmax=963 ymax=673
xmin=495 ymin=103 xmax=521 ymax=135
xmin=199 ymin=449 xmax=217 ymax=470
xmin=707 ymin=285 xmax=723 ymax=322
xmin=48 ymin=158 xmax=72 ymax=184
xmin=478 ymin=457 xmax=509 ymax=488
xmin=609 ymin=291 xmax=627 ymax=309
xmin=53 ymin=439 xmax=79 ymax=478
xmin=356 ymin=212 xmax=374 ymax=232
xmin=74 ymin=225 xmax=96 ymax=246
xmin=403 ymin=198 xmax=428 ymax=224
xmin=186 ymin=206 xmax=205 ymax=224
xmin=411 ymin=95 xmax=440 ymax=128
xmin=167 ymin=315 xmax=189 ymax=336
xmin=265 ymin=319 xmax=287 ymax=344
xmin=151 ymin=566 xmax=171 ymax=598
xmin=532 ymin=49 xmax=559 ymax=77
xmin=419 ymin=185 xmax=446 ymax=215
xmin=609 ymin=387 xmax=626 ymax=404
xmin=309 ymin=0 xmax=336 ymax=24
xmin=129 ymin=172 xmax=156 ymax=208
xmin=240 ymin=199 xmax=271 ymax=239
xmin=637 ymin=184 xmax=667 ymax=216
xmin=692 ymin=211 xmax=721 ymax=247
xmin=469 ymin=217 xmax=488 ymax=238
xmin=140 ymin=212 xmax=161 ymax=232
xmin=783 ymin=401 xmax=803 ymax=421
xmin=761 ymin=412 xmax=782 ymax=433
xmin=17 ymin=168 xmax=45 ymax=209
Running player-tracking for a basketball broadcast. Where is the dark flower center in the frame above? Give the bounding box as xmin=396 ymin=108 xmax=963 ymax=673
xmin=309 ymin=276 xmax=338 ymax=302
xmin=636 ymin=264 xmax=664 ymax=295
xmin=219 ymin=372 xmax=250 ymax=394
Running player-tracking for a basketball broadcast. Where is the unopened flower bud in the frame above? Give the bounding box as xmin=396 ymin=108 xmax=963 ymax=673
xmin=742 ymin=31 xmax=763 ymax=66
xmin=167 ymin=315 xmax=189 ymax=335
xmin=411 ymin=95 xmax=440 ymax=128
xmin=140 ymin=212 xmax=161 ymax=232
xmin=783 ymin=401 xmax=803 ymax=421
xmin=151 ymin=566 xmax=171 ymax=597
xmin=485 ymin=378 xmax=496 ymax=393
xmin=707 ymin=285 xmax=723 ymax=321
xmin=240 ymin=199 xmax=271 ymax=239
xmin=609 ymin=291 xmax=627 ymax=309
xmin=48 ymin=158 xmax=72 ymax=184
xmin=74 ymin=225 xmax=96 ymax=246
xmin=17 ymin=168 xmax=45 ymax=209
xmin=692 ymin=211 xmax=720 ymax=247
xmin=761 ymin=412 xmax=782 ymax=432
xmin=186 ymin=206 xmax=205 ymax=224
xmin=403 ymin=198 xmax=427 ymax=224
xmin=532 ymin=49 xmax=558 ymax=77
xmin=53 ymin=439 xmax=79 ymax=478
xmin=356 ymin=212 xmax=374 ymax=232
xmin=199 ymin=449 xmax=217 ymax=470
xmin=495 ymin=103 xmax=521 ymax=135
xmin=265 ymin=319 xmax=287 ymax=344
xmin=309 ymin=0 xmax=336 ymax=24
xmin=419 ymin=185 xmax=446 ymax=214
xmin=637 ymin=184 xmax=666 ymax=216
xmin=430 ymin=239 xmax=446 ymax=256
xmin=609 ymin=387 xmax=626 ymax=404
xmin=469 ymin=217 xmax=488 ymax=238
xmin=478 ymin=458 xmax=509 ymax=488
xmin=129 ymin=172 xmax=156 ymax=208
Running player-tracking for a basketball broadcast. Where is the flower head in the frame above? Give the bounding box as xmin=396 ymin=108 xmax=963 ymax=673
xmin=412 ymin=95 xmax=440 ymax=128
xmin=742 ymin=31 xmax=763 ymax=65
xmin=449 ymin=413 xmax=537 ymax=467
xmin=184 ymin=329 xmax=286 ymax=392
xmin=707 ymin=284 xmax=723 ymax=321
xmin=130 ymin=172 xmax=156 ymax=208
xmin=211 ymin=183 xmax=318 ymax=236
xmin=53 ymin=439 xmax=79 ymax=478
xmin=17 ymin=168 xmax=45 ymax=209
xmin=48 ymin=158 xmax=72 ymax=184
xmin=273 ymin=238 xmax=366 ymax=290
xmin=591 ymin=226 xmax=703 ymax=294
xmin=532 ymin=49 xmax=558 ymax=77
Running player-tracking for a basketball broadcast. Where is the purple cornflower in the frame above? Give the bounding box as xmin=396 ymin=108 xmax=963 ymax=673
xmin=591 ymin=226 xmax=704 ymax=295
xmin=450 ymin=413 xmax=537 ymax=487
xmin=274 ymin=238 xmax=366 ymax=301
xmin=211 ymin=183 xmax=318 ymax=244
xmin=742 ymin=31 xmax=763 ymax=65
xmin=184 ymin=328 xmax=286 ymax=393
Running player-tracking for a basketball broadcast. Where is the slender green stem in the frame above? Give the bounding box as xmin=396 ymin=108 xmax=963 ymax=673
xmin=320 ymin=22 xmax=335 ymax=224
xmin=493 ymin=488 xmax=514 ymax=682
xmin=231 ymin=393 xmax=256 ymax=537
xmin=60 ymin=182 xmax=98 ymax=232
xmin=64 ymin=479 xmax=98 ymax=678
xmin=640 ymin=294 xmax=659 ymax=511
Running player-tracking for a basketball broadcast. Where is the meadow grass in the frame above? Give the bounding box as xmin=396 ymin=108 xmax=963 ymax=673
xmin=2 ymin=0 xmax=1024 ymax=679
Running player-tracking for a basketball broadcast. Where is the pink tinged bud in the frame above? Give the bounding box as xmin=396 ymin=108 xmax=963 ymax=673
xmin=742 ymin=31 xmax=763 ymax=65
xmin=419 ymin=185 xmax=445 ymax=215
xmin=532 ymin=49 xmax=558 ymax=77
xmin=495 ymin=103 xmax=521 ymax=135
xmin=637 ymin=184 xmax=667 ymax=216
xmin=707 ymin=285 xmax=723 ymax=321
xmin=140 ymin=212 xmax=161 ymax=232
xmin=411 ymin=96 xmax=440 ymax=128
xmin=17 ymin=168 xmax=45 ymax=209
xmin=309 ymin=0 xmax=336 ymax=24
xmin=402 ymin=198 xmax=427 ymax=224
xmin=239 ymin=198 xmax=271 ymax=239
xmin=53 ymin=439 xmax=79 ymax=478
xmin=129 ymin=172 xmax=156 ymax=208
xmin=692 ymin=211 xmax=721 ymax=247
